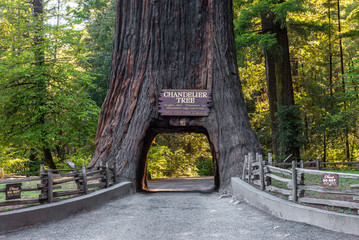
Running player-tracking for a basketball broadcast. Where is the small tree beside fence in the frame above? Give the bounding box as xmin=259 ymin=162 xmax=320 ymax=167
xmin=242 ymin=153 xmax=359 ymax=214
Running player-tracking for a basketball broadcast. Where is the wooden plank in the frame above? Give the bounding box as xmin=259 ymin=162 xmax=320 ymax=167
xmin=353 ymin=197 xmax=359 ymax=201
xmin=248 ymin=152 xmax=253 ymax=184
xmin=86 ymin=169 xmax=103 ymax=177
xmin=298 ymin=185 xmax=359 ymax=195
xmin=39 ymin=164 xmax=46 ymax=204
xmin=265 ymin=173 xmax=291 ymax=183
xmin=82 ymin=163 xmax=88 ymax=194
xmin=113 ymin=162 xmax=118 ymax=184
xmin=320 ymin=161 xmax=359 ymax=165
xmin=266 ymin=165 xmax=291 ymax=176
xmin=252 ymin=180 xmax=261 ymax=186
xmin=53 ymin=177 xmax=79 ymax=185
xmin=53 ymin=190 xmax=81 ymax=197
xmin=85 ymin=175 xmax=102 ymax=182
xmin=299 ymin=160 xmax=304 ymax=169
xmin=87 ymin=183 xmax=105 ymax=189
xmin=316 ymin=159 xmax=320 ymax=170
xmin=298 ymin=197 xmax=359 ymax=209
xmin=47 ymin=170 xmax=53 ymax=203
xmin=297 ymin=168 xmax=359 ymax=179
xmin=251 ymin=162 xmax=260 ymax=167
xmin=266 ymin=186 xmax=292 ymax=196
xmin=0 ymin=199 xmax=40 ymax=207
xmin=242 ymin=156 xmax=248 ymax=181
xmin=259 ymin=154 xmax=264 ymax=191
xmin=59 ymin=172 xmax=78 ymax=178
xmin=268 ymin=153 xmax=272 ymax=166
xmin=350 ymin=184 xmax=359 ymax=189
xmin=105 ymin=163 xmax=110 ymax=188
xmin=0 ymin=177 xmax=41 ymax=184
xmin=292 ymin=161 xmax=297 ymax=202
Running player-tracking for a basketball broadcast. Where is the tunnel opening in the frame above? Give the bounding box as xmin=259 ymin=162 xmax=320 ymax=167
xmin=137 ymin=127 xmax=219 ymax=192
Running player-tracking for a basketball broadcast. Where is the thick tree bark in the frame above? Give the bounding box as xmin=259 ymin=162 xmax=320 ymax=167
xmin=90 ymin=0 xmax=261 ymax=191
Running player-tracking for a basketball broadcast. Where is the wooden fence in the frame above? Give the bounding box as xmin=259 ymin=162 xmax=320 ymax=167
xmin=274 ymin=158 xmax=359 ymax=171
xmin=242 ymin=153 xmax=359 ymax=214
xmin=0 ymin=161 xmax=127 ymax=209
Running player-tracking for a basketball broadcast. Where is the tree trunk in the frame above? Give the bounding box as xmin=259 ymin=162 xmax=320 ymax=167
xmin=32 ymin=0 xmax=57 ymax=169
xmin=261 ymin=9 xmax=300 ymax=161
xmin=90 ymin=0 xmax=261 ymax=191
xmin=261 ymin=12 xmax=279 ymax=157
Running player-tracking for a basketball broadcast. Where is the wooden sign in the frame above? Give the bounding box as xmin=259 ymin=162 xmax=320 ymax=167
xmin=159 ymin=89 xmax=211 ymax=116
xmin=5 ymin=183 xmax=22 ymax=200
xmin=321 ymin=174 xmax=339 ymax=187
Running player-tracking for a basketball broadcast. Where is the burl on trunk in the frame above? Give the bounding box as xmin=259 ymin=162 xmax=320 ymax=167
xmin=89 ymin=0 xmax=261 ymax=191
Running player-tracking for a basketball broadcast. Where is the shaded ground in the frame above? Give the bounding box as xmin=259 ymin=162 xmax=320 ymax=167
xmin=147 ymin=176 xmax=215 ymax=192
xmin=1 ymin=177 xmax=358 ymax=240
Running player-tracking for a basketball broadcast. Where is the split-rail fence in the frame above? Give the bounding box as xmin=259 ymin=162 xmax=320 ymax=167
xmin=242 ymin=153 xmax=359 ymax=214
xmin=0 ymin=161 xmax=127 ymax=209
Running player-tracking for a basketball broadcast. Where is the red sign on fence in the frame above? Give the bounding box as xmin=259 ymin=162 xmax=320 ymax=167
xmin=159 ymin=89 xmax=211 ymax=116
xmin=321 ymin=174 xmax=339 ymax=187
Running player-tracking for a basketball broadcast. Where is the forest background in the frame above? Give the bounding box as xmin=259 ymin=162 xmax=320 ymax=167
xmin=0 ymin=0 xmax=358 ymax=178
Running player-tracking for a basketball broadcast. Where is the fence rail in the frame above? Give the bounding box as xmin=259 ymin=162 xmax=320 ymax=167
xmin=0 ymin=161 xmax=126 ymax=210
xmin=242 ymin=153 xmax=359 ymax=214
xmin=274 ymin=159 xmax=359 ymax=170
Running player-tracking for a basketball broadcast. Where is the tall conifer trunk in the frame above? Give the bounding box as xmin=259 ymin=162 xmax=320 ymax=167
xmin=90 ymin=0 xmax=261 ymax=191
xmin=261 ymin=8 xmax=300 ymax=161
xmin=33 ymin=0 xmax=57 ymax=169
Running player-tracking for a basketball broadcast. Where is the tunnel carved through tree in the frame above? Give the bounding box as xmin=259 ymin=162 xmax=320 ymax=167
xmin=89 ymin=0 xmax=261 ymax=191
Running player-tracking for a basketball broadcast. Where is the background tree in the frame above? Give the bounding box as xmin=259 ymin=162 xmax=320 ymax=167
xmin=0 ymin=0 xmax=99 ymax=170
xmin=234 ymin=0 xmax=304 ymax=161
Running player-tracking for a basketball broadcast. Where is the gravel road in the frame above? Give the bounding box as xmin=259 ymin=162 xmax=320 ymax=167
xmin=1 ymin=177 xmax=358 ymax=240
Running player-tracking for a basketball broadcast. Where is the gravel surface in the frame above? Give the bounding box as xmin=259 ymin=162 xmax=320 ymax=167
xmin=1 ymin=178 xmax=358 ymax=240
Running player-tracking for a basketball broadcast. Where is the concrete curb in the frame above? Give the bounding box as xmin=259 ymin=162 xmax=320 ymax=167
xmin=0 ymin=182 xmax=132 ymax=233
xmin=231 ymin=177 xmax=359 ymax=236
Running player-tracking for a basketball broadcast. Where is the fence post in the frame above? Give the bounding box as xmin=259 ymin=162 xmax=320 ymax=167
xmin=242 ymin=155 xmax=248 ymax=180
xmin=113 ymin=162 xmax=118 ymax=184
xmin=39 ymin=164 xmax=46 ymax=203
xmin=268 ymin=153 xmax=272 ymax=166
xmin=248 ymin=152 xmax=253 ymax=184
xmin=259 ymin=154 xmax=265 ymax=191
xmin=105 ymin=163 xmax=110 ymax=188
xmin=74 ymin=164 xmax=81 ymax=191
xmin=81 ymin=163 xmax=88 ymax=194
xmin=291 ymin=161 xmax=298 ymax=203
xmin=0 ymin=168 xmax=4 ymax=180
xmin=47 ymin=169 xmax=53 ymax=203
xmin=316 ymin=159 xmax=321 ymax=170
xmin=300 ymin=160 xmax=304 ymax=169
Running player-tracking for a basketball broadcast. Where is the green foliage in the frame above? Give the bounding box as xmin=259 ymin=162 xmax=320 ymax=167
xmin=0 ymin=146 xmax=30 ymax=173
xmin=0 ymin=0 xmax=100 ymax=169
xmin=275 ymin=104 xmax=305 ymax=158
xmin=234 ymin=0 xmax=359 ymax=162
xmin=147 ymin=133 xmax=213 ymax=178
xmin=195 ymin=158 xmax=213 ymax=177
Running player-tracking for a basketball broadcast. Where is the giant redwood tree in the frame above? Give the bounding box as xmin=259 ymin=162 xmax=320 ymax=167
xmin=89 ymin=0 xmax=261 ymax=191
